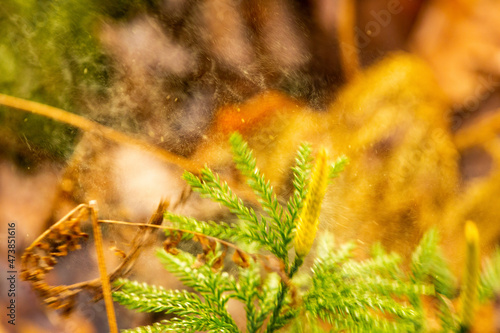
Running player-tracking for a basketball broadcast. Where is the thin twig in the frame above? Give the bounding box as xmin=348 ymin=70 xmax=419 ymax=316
xmin=106 ymin=201 xmax=167 ymax=282
xmin=0 ymin=93 xmax=201 ymax=173
xmin=100 ymin=219 xmax=253 ymax=257
xmin=90 ymin=201 xmax=118 ymax=333
xmin=100 ymin=219 xmax=292 ymax=285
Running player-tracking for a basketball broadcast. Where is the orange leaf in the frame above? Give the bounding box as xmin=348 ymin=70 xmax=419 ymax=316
xmin=163 ymin=232 xmax=182 ymax=255
xmin=211 ymin=245 xmax=228 ymax=272
xmin=192 ymin=253 xmax=206 ymax=269
xmin=232 ymin=249 xmax=251 ymax=268
xmin=194 ymin=235 xmax=217 ymax=255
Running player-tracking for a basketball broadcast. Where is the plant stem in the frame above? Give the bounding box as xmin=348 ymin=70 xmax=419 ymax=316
xmin=289 ymin=256 xmax=304 ymax=278
xmin=90 ymin=201 xmax=118 ymax=333
xmin=266 ymin=256 xmax=303 ymax=332
xmin=266 ymin=282 xmax=288 ymax=333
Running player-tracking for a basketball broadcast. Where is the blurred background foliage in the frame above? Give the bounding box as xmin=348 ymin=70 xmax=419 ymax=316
xmin=0 ymin=0 xmax=172 ymax=166
xmin=0 ymin=0 xmax=350 ymax=166
xmin=0 ymin=0 xmax=107 ymax=166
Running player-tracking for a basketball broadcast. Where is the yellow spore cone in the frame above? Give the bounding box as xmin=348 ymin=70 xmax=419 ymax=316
xmin=460 ymin=220 xmax=480 ymax=331
xmin=294 ymin=148 xmax=329 ymax=258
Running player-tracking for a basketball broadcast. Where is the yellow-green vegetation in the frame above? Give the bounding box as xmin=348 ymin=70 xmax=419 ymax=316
xmin=112 ymin=133 xmax=500 ymax=332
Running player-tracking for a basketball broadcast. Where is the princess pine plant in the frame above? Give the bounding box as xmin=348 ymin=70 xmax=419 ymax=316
xmin=112 ymin=132 xmax=500 ymax=332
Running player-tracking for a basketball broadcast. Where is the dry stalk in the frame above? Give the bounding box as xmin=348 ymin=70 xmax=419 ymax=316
xmin=0 ymin=93 xmax=201 ymax=173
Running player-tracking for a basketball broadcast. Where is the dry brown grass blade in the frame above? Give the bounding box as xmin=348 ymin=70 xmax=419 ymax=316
xmin=337 ymin=0 xmax=361 ymax=81
xmin=22 ymin=204 xmax=89 ymax=255
xmin=89 ymin=201 xmax=118 ymax=333
xmin=20 ymin=204 xmax=91 ymax=314
xmin=106 ymin=201 xmax=168 ymax=281
xmin=0 ymin=93 xmax=201 ymax=173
